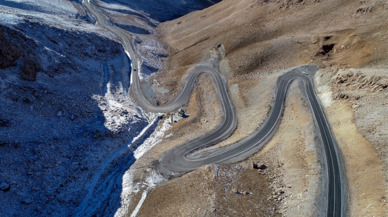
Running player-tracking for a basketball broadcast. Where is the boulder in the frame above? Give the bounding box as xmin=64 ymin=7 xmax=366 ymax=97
xmin=253 ymin=162 xmax=267 ymax=170
xmin=253 ymin=162 xmax=259 ymax=169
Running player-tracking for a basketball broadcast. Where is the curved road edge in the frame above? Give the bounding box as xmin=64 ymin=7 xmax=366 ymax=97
xmin=82 ymin=1 xmax=347 ymax=216
xmin=159 ymin=65 xmax=347 ymax=217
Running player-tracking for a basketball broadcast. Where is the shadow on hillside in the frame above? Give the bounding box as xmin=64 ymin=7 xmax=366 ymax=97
xmin=98 ymin=0 xmax=221 ymax=22
xmin=0 ymin=21 xmax=152 ymax=216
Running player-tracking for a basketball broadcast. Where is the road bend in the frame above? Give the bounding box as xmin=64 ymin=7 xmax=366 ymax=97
xmin=82 ymin=1 xmax=346 ymax=216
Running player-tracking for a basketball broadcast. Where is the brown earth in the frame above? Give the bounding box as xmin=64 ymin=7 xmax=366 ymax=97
xmin=136 ymin=164 xmax=279 ymax=217
xmin=136 ymin=166 xmax=217 ymax=217
xmin=124 ymin=72 xmax=225 ymax=215
xmin=128 ymin=0 xmax=388 ymax=216
xmin=250 ymin=82 xmax=324 ymax=216
xmin=134 ymin=81 xmax=324 ymax=216
xmin=156 ymin=0 xmax=387 ymax=87
xmin=160 ymin=72 xmax=223 ymax=153
xmin=315 ymin=68 xmax=388 ymax=216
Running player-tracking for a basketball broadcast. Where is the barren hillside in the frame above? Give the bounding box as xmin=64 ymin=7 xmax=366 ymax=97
xmin=0 ymin=0 xmax=223 ymax=216
xmin=1 ymin=0 xmax=388 ymax=216
xmin=130 ymin=0 xmax=388 ymax=216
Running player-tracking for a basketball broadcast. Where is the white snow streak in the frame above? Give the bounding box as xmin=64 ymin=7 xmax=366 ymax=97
xmin=130 ymin=171 xmax=165 ymax=217
xmin=134 ymin=117 xmax=171 ymax=159
xmin=114 ymin=118 xmax=171 ymax=217
xmin=130 ymin=191 xmax=148 ymax=217
xmin=0 ymin=13 xmax=23 ymax=26
xmin=2 ymin=0 xmax=78 ymax=16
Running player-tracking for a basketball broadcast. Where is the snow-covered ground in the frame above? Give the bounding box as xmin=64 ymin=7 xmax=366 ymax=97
xmin=0 ymin=2 xmax=150 ymax=216
xmin=114 ymin=117 xmax=172 ymax=217
xmin=94 ymin=0 xmax=169 ymax=82
xmin=0 ymin=0 xmax=221 ymax=216
xmin=0 ymin=0 xmax=78 ymax=17
xmin=0 ymin=12 xmax=23 ymax=26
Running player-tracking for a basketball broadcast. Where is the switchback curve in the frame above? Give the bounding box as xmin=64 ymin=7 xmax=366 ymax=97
xmin=83 ymin=1 xmax=346 ymax=216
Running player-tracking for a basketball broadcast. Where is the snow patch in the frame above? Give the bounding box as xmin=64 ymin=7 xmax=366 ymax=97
xmin=1 ymin=0 xmax=78 ymax=17
xmin=134 ymin=117 xmax=171 ymax=159
xmin=165 ymin=132 xmax=174 ymax=138
xmin=129 ymin=171 xmax=165 ymax=217
xmin=145 ymin=169 xmax=165 ymax=188
xmin=96 ymin=0 xmax=143 ymax=15
xmin=0 ymin=4 xmax=115 ymax=40
xmin=114 ymin=118 xmax=171 ymax=217
xmin=0 ymin=12 xmax=23 ymax=26
xmin=130 ymin=191 xmax=148 ymax=217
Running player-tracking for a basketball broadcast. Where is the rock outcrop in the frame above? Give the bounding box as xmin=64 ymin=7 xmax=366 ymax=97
xmin=334 ymin=71 xmax=388 ymax=93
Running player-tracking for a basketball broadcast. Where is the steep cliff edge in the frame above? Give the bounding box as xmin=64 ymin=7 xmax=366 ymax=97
xmin=0 ymin=4 xmax=148 ymax=217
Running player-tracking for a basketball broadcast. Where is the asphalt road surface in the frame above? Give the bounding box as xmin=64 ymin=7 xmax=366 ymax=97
xmin=160 ymin=66 xmax=347 ymax=217
xmin=83 ymin=1 xmax=346 ymax=216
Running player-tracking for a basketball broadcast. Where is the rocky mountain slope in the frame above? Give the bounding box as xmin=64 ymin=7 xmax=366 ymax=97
xmin=2 ymin=0 xmax=388 ymax=216
xmin=0 ymin=0 xmax=222 ymax=216
xmin=0 ymin=1 xmax=148 ymax=216
xmin=128 ymin=0 xmax=388 ymax=216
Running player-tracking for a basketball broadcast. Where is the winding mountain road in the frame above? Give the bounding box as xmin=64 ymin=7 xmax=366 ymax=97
xmin=83 ymin=0 xmax=347 ymax=216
